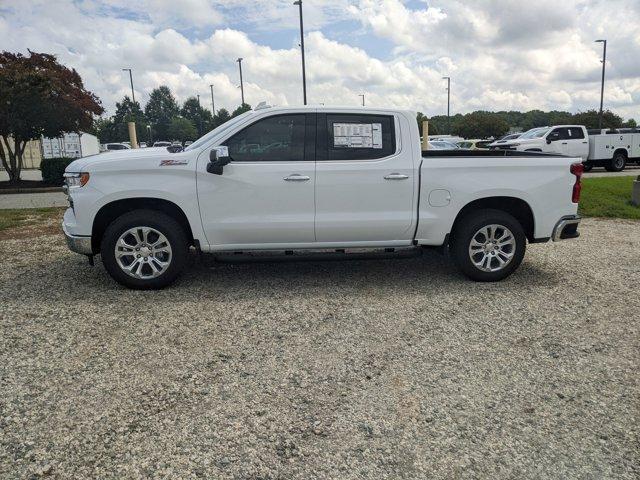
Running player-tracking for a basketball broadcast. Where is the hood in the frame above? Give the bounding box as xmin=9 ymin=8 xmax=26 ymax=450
xmin=65 ymin=147 xmax=175 ymax=172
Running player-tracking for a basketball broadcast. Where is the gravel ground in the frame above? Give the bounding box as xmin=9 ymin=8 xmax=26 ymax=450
xmin=1 ymin=218 xmax=638 ymax=479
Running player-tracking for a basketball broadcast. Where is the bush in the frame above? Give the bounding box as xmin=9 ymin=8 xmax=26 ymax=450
xmin=40 ymin=157 xmax=74 ymax=185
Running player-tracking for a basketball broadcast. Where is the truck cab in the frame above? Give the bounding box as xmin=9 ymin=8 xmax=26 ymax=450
xmin=501 ymin=125 xmax=589 ymax=160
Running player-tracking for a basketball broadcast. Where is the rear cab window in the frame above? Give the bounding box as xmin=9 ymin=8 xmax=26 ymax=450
xmin=317 ymin=113 xmax=396 ymax=160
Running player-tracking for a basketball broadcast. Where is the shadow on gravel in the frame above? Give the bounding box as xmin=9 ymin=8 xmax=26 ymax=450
xmin=2 ymin=248 xmax=563 ymax=306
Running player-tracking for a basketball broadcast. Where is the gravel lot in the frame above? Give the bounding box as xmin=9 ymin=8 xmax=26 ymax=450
xmin=1 ymin=217 xmax=638 ymax=479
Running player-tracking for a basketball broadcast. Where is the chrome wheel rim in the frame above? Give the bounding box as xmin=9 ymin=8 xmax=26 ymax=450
xmin=115 ymin=227 xmax=172 ymax=279
xmin=468 ymin=224 xmax=516 ymax=273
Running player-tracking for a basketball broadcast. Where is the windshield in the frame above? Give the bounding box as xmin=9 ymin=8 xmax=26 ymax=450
xmin=519 ymin=128 xmax=549 ymax=139
xmin=184 ymin=111 xmax=254 ymax=151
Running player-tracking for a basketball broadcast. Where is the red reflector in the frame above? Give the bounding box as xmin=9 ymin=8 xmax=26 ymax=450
xmin=570 ymin=163 xmax=583 ymax=203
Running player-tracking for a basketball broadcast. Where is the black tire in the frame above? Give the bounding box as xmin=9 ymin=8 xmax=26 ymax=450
xmin=605 ymin=152 xmax=626 ymax=172
xmin=450 ymin=209 xmax=526 ymax=282
xmin=583 ymin=163 xmax=593 ymax=172
xmin=100 ymin=209 xmax=188 ymax=289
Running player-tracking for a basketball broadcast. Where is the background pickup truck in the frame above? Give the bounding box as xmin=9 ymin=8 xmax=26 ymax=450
xmin=62 ymin=105 xmax=582 ymax=289
xmin=491 ymin=124 xmax=640 ymax=172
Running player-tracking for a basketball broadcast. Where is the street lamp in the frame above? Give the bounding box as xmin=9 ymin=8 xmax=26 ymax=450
xmin=595 ymin=39 xmax=607 ymax=130
xmin=293 ymin=0 xmax=307 ymax=105
xmin=442 ymin=76 xmax=451 ymax=135
xmin=147 ymin=124 xmax=152 ymax=144
xmin=237 ymin=58 xmax=245 ymax=105
xmin=209 ymin=84 xmax=215 ymax=114
xmin=359 ymin=94 xmax=365 ymax=106
xmin=122 ymin=68 xmax=135 ymax=103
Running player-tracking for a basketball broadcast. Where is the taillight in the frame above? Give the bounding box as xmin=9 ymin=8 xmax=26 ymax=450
xmin=570 ymin=163 xmax=584 ymax=203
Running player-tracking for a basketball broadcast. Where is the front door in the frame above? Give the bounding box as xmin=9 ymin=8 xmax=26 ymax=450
xmin=197 ymin=113 xmax=316 ymax=248
xmin=314 ymin=112 xmax=416 ymax=243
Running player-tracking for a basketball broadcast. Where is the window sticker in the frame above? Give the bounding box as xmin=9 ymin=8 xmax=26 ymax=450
xmin=333 ymin=123 xmax=383 ymax=149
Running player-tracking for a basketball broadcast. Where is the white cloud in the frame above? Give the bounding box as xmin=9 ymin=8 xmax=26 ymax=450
xmin=1 ymin=0 xmax=638 ymax=121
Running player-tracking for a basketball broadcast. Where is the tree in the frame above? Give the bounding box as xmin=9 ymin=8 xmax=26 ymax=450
xmin=213 ymin=108 xmax=231 ymax=128
xmin=168 ymin=116 xmax=197 ymax=143
xmin=416 ymin=112 xmax=439 ymax=136
xmin=571 ymin=109 xmax=622 ymax=130
xmin=623 ymin=118 xmax=637 ymax=128
xmin=0 ymin=51 xmax=103 ymax=183
xmin=144 ymin=86 xmax=179 ymax=141
xmin=453 ymin=111 xmax=510 ymax=139
xmin=181 ymin=97 xmax=213 ymax=137
xmin=231 ymin=103 xmax=252 ymax=118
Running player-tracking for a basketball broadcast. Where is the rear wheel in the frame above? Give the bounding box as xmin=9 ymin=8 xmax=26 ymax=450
xmin=605 ymin=152 xmax=626 ymax=172
xmin=583 ymin=162 xmax=593 ymax=172
xmin=101 ymin=209 xmax=188 ymax=289
xmin=450 ymin=209 xmax=526 ymax=282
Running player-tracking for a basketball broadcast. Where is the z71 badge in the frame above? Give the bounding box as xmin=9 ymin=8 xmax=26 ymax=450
xmin=159 ymin=159 xmax=189 ymax=166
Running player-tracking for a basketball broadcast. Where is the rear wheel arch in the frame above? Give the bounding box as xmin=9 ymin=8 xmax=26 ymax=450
xmin=92 ymin=198 xmax=194 ymax=252
xmin=450 ymin=197 xmax=535 ymax=243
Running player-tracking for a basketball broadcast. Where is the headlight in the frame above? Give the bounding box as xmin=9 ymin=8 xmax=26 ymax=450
xmin=64 ymin=172 xmax=90 ymax=188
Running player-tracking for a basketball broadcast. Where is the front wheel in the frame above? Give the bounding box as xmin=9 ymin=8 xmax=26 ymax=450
xmin=101 ymin=209 xmax=188 ymax=289
xmin=450 ymin=209 xmax=526 ymax=282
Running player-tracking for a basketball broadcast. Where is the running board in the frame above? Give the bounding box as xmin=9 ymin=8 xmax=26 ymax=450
xmin=211 ymin=246 xmax=423 ymax=264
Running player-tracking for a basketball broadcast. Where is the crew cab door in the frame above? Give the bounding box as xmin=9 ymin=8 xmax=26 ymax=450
xmin=547 ymin=127 xmax=588 ymax=159
xmin=196 ymin=113 xmax=316 ymax=248
xmin=314 ymin=112 xmax=416 ymax=243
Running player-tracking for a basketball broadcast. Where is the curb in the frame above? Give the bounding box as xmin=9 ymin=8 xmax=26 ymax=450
xmin=0 ymin=187 xmax=64 ymax=195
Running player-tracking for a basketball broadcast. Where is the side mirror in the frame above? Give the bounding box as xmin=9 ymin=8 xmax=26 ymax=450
xmin=207 ymin=146 xmax=231 ymax=175
xmin=546 ymin=138 xmax=553 ymax=144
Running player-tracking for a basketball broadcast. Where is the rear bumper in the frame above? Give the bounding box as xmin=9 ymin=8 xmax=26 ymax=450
xmin=62 ymin=221 xmax=93 ymax=255
xmin=552 ymin=215 xmax=581 ymax=241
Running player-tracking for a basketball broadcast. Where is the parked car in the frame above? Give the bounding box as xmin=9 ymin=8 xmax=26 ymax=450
xmin=457 ymin=139 xmax=491 ymax=150
xmin=153 ymin=141 xmax=172 ymax=147
xmin=493 ymin=125 xmax=640 ymax=172
xmin=101 ymin=143 xmax=131 ymax=152
xmin=489 ymin=133 xmax=522 ymax=148
xmin=430 ymin=140 xmax=460 ymax=150
xmin=184 ymin=141 xmax=193 ymax=147
xmin=62 ymin=105 xmax=582 ymax=289
xmin=139 ymin=142 xmax=147 ymax=148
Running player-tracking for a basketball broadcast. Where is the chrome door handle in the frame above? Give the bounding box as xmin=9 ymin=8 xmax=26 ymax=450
xmin=384 ymin=173 xmax=409 ymax=180
xmin=283 ymin=174 xmax=310 ymax=182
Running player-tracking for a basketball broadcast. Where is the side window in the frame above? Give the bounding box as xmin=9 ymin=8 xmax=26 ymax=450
xmin=324 ymin=114 xmax=396 ymax=160
xmin=224 ymin=114 xmax=306 ymax=162
xmin=568 ymin=127 xmax=585 ymax=139
xmin=550 ymin=128 xmax=568 ymax=140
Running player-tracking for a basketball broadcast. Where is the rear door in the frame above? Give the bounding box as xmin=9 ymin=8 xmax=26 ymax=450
xmin=314 ymin=112 xmax=416 ymax=243
xmin=197 ymin=113 xmax=317 ymax=247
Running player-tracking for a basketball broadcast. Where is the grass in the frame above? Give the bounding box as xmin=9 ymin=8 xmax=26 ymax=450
xmin=0 ymin=207 xmax=65 ymax=233
xmin=579 ymin=176 xmax=640 ymax=220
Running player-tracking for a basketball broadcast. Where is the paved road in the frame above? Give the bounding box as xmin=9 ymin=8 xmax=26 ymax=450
xmin=0 ymin=169 xmax=43 ymax=182
xmin=0 ymin=192 xmax=68 ymax=209
xmin=585 ymin=166 xmax=640 ymax=178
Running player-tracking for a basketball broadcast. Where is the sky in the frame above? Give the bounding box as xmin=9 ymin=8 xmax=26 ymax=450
xmin=1 ymin=0 xmax=639 ymax=121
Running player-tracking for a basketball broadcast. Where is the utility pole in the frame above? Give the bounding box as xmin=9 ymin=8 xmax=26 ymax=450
xmin=359 ymin=94 xmax=365 ymax=106
xmin=209 ymin=84 xmax=215 ymax=113
xmin=595 ymin=39 xmax=607 ymax=130
xmin=293 ymin=0 xmax=307 ymax=105
xmin=122 ymin=68 xmax=135 ymax=103
xmin=237 ymin=58 xmax=245 ymax=105
xmin=442 ymin=76 xmax=451 ymax=135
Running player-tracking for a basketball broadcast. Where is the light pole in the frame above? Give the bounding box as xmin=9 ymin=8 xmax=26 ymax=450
xmin=359 ymin=94 xmax=365 ymax=106
xmin=147 ymin=124 xmax=152 ymax=144
xmin=293 ymin=0 xmax=307 ymax=105
xmin=237 ymin=58 xmax=245 ymax=105
xmin=209 ymin=84 xmax=215 ymax=114
xmin=442 ymin=76 xmax=451 ymax=135
xmin=595 ymin=39 xmax=607 ymax=130
xmin=122 ymin=68 xmax=135 ymax=103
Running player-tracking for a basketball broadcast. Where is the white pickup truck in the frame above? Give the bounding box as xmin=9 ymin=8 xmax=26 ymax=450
xmin=491 ymin=125 xmax=640 ymax=172
xmin=62 ymin=105 xmax=582 ymax=289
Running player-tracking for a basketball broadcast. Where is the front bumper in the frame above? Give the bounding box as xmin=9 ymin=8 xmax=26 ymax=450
xmin=62 ymin=222 xmax=93 ymax=255
xmin=552 ymin=215 xmax=581 ymax=241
